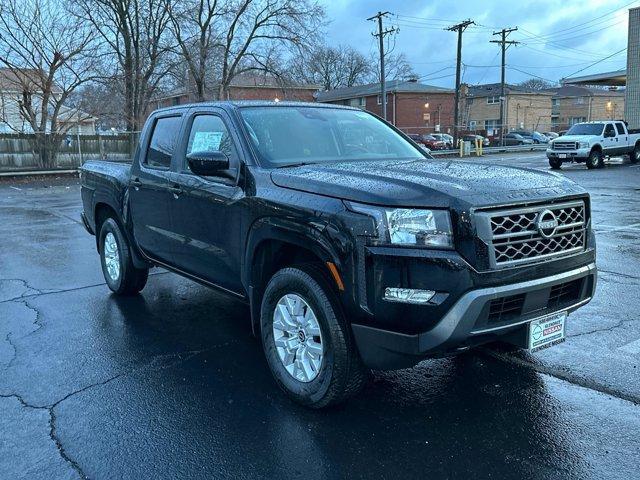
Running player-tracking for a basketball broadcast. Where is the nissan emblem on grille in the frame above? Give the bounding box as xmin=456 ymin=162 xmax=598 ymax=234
xmin=478 ymin=200 xmax=587 ymax=268
xmin=536 ymin=209 xmax=559 ymax=238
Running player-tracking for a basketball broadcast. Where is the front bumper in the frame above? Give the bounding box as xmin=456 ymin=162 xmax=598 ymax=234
xmin=351 ymin=262 xmax=596 ymax=369
xmin=546 ymin=148 xmax=590 ymax=160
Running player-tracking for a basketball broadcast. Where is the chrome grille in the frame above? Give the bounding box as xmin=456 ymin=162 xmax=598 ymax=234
xmin=478 ymin=201 xmax=587 ymax=268
xmin=553 ymin=141 xmax=578 ymax=151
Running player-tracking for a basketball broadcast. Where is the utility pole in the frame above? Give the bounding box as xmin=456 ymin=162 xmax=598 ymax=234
xmin=367 ymin=11 xmax=396 ymax=121
xmin=490 ymin=27 xmax=519 ymax=146
xmin=446 ymin=19 xmax=474 ymax=145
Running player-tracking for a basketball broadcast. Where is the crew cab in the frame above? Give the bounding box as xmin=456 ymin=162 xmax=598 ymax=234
xmin=80 ymin=102 xmax=597 ymax=408
xmin=546 ymin=120 xmax=640 ymax=169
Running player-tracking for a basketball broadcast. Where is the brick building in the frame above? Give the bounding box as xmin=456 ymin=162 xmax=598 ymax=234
xmin=315 ymin=80 xmax=455 ymax=135
xmin=464 ymin=83 xmax=554 ymax=136
xmin=545 ymin=85 xmax=625 ymax=131
xmin=152 ymin=74 xmax=320 ymax=111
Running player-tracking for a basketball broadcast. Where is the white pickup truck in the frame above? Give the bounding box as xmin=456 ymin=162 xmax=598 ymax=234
xmin=546 ymin=121 xmax=640 ymax=169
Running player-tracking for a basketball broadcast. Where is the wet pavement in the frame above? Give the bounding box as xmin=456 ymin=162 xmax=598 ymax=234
xmin=1 ymin=155 xmax=639 ymax=479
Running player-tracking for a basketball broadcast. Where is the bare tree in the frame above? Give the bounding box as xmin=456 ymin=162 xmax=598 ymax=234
xmin=518 ymin=78 xmax=555 ymax=90
xmin=168 ymin=0 xmax=225 ymax=101
xmin=215 ymin=0 xmax=324 ymax=99
xmin=290 ymin=45 xmax=370 ymax=91
xmin=74 ymin=0 xmax=175 ymax=132
xmin=368 ymin=52 xmax=416 ymax=83
xmin=0 ymin=0 xmax=98 ymax=168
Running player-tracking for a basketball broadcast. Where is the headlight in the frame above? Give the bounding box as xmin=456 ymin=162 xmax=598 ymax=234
xmin=578 ymin=141 xmax=589 ymax=149
xmin=349 ymin=204 xmax=454 ymax=248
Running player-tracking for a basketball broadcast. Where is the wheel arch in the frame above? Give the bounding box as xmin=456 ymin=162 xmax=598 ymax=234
xmin=244 ymin=219 xmax=346 ymax=336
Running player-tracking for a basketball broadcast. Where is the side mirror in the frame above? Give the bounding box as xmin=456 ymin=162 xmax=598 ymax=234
xmin=187 ymin=151 xmax=229 ymax=176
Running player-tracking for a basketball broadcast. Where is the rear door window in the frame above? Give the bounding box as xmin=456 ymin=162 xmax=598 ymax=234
xmin=145 ymin=116 xmax=182 ymax=168
xmin=615 ymin=122 xmax=626 ymax=135
xmin=604 ymin=124 xmax=616 ymax=137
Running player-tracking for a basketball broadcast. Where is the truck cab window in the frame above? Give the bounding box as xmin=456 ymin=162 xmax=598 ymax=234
xmin=615 ymin=122 xmax=626 ymax=135
xmin=604 ymin=124 xmax=616 ymax=137
xmin=146 ymin=116 xmax=181 ymax=168
xmin=186 ymin=115 xmax=238 ymax=169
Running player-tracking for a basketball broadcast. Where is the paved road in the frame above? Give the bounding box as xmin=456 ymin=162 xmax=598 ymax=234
xmin=1 ymin=154 xmax=639 ymax=479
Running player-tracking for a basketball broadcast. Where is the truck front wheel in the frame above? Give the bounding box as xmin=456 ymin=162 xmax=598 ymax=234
xmin=548 ymin=158 xmax=562 ymax=169
xmin=586 ymin=149 xmax=604 ymax=169
xmin=99 ymin=218 xmax=149 ymax=295
xmin=260 ymin=266 xmax=366 ymax=408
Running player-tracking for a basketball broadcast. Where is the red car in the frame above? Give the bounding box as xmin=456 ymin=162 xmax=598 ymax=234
xmin=407 ymin=134 xmax=447 ymax=150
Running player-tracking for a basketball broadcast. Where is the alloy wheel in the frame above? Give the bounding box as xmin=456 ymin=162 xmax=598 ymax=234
xmin=272 ymin=293 xmax=324 ymax=382
xmin=103 ymin=232 xmax=121 ymax=281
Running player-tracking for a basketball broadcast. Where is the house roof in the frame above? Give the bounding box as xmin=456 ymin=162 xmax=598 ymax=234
xmin=544 ymin=85 xmax=625 ymax=98
xmin=0 ymin=67 xmax=60 ymax=92
xmin=466 ymin=83 xmax=555 ymax=97
xmin=315 ymin=80 xmax=453 ymax=102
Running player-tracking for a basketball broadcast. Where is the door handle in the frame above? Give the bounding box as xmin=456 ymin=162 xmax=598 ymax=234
xmin=169 ymin=185 xmax=183 ymax=198
xmin=131 ymin=178 xmax=142 ymax=190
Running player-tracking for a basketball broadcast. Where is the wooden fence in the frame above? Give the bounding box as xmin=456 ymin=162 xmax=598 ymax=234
xmin=0 ymin=133 xmax=139 ymax=171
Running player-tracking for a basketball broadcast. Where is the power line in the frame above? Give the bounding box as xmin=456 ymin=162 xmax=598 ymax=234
xmin=563 ymin=47 xmax=628 ymax=80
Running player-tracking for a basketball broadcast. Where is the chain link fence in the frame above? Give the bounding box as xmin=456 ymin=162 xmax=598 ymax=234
xmin=0 ymin=132 xmax=141 ymax=172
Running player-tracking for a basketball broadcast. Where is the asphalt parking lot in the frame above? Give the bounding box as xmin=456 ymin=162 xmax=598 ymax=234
xmin=1 ymin=153 xmax=639 ymax=479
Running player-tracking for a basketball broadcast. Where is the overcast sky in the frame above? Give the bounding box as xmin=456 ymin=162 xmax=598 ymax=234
xmin=319 ymin=0 xmax=633 ymax=88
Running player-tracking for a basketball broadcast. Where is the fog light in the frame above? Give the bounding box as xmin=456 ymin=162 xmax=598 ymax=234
xmin=383 ymin=288 xmax=436 ymax=305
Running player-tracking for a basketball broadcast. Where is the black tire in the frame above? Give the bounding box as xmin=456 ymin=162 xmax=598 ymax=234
xmin=548 ymin=158 xmax=562 ymax=170
xmin=260 ymin=266 xmax=367 ymax=408
xmin=631 ymin=143 xmax=640 ymax=164
xmin=586 ymin=149 xmax=604 ymax=169
xmin=98 ymin=217 xmax=148 ymax=295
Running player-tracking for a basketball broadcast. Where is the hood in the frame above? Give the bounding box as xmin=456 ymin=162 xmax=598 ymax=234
xmin=270 ymin=159 xmax=585 ymax=207
xmin=555 ymin=135 xmax=592 ymax=142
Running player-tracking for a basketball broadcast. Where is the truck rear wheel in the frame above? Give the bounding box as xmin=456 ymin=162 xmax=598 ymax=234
xmin=99 ymin=218 xmax=149 ymax=295
xmin=548 ymin=158 xmax=562 ymax=170
xmin=586 ymin=149 xmax=604 ymax=169
xmin=260 ymin=266 xmax=367 ymax=408
xmin=631 ymin=144 xmax=640 ymax=164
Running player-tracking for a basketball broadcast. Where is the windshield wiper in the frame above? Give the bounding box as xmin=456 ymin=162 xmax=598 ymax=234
xmin=274 ymin=162 xmax=316 ymax=169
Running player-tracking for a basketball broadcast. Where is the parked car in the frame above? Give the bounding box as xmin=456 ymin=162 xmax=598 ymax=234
xmin=80 ymin=101 xmax=596 ymax=408
xmin=462 ymin=134 xmax=490 ymax=147
xmin=546 ymin=120 xmax=640 ymax=169
xmin=510 ymin=130 xmax=548 ymax=144
xmin=406 ymin=134 xmax=432 ymax=153
xmin=544 ymin=132 xmax=559 ymax=140
xmin=431 ymin=133 xmax=454 ymax=149
xmin=502 ymin=133 xmax=535 ymax=146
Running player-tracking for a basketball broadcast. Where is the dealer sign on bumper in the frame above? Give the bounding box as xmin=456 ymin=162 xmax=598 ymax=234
xmin=529 ymin=311 xmax=567 ymax=352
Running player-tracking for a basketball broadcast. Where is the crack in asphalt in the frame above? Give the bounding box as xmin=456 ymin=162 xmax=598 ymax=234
xmin=0 ymin=271 xmax=171 ymax=305
xmin=597 ymin=268 xmax=640 ymax=281
xmin=0 ymin=343 xmax=235 ymax=479
xmin=569 ymin=315 xmax=637 ymax=339
xmin=481 ymin=349 xmax=640 ymax=406
xmin=0 ymin=278 xmax=45 ymax=301
xmin=4 ymin=333 xmax=17 ymax=367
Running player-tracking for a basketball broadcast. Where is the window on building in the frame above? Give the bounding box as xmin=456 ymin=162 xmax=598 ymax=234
xmin=484 ymin=119 xmax=499 ymax=135
xmin=377 ymin=95 xmax=387 ymax=105
xmin=469 ymin=120 xmax=477 ymax=130
xmin=348 ymin=97 xmax=366 ymax=108
xmin=551 ymin=98 xmax=559 ymax=107
xmin=467 ymin=98 xmax=474 ymax=105
xmin=145 ymin=115 xmax=182 ymax=168
xmin=569 ymin=117 xmax=586 ymax=126
xmin=487 ymin=96 xmax=500 ymax=104
xmin=574 ymin=97 xmax=585 ymax=105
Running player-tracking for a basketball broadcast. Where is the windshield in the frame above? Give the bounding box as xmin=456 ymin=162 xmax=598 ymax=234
xmin=566 ymin=123 xmax=604 ymax=135
xmin=239 ymin=106 xmax=425 ymax=167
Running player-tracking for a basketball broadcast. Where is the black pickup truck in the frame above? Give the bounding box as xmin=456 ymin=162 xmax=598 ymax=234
xmin=80 ymin=101 xmax=597 ymax=407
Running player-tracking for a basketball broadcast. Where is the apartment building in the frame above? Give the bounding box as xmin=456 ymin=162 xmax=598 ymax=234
xmin=463 ymin=83 xmax=554 ymax=136
xmin=546 ymin=85 xmax=626 ymax=131
xmin=316 ymin=79 xmax=455 ymax=135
